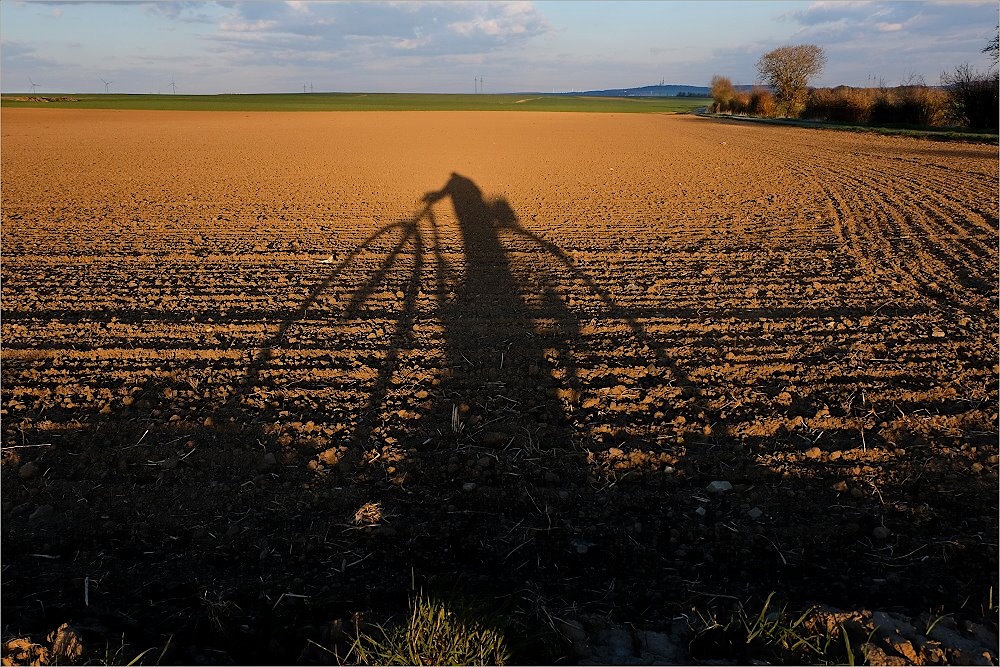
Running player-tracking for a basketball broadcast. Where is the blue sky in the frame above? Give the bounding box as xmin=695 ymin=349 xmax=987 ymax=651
xmin=2 ymin=1 xmax=996 ymax=94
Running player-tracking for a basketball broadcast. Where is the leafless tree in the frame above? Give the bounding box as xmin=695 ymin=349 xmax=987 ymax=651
xmin=756 ymin=44 xmax=826 ymax=117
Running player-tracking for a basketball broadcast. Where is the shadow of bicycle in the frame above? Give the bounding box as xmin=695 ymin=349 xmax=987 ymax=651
xmin=234 ymin=172 xmax=683 ymax=463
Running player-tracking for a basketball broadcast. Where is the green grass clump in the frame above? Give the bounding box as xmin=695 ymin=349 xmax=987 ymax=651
xmin=348 ymin=594 xmax=510 ymax=666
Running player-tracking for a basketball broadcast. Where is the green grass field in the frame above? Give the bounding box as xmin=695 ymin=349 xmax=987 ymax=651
xmin=0 ymin=92 xmax=711 ymax=113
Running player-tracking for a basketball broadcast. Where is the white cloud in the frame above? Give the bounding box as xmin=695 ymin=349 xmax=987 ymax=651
xmin=210 ymin=1 xmax=550 ymax=59
xmin=284 ymin=1 xmax=310 ymax=14
xmin=219 ymin=18 xmax=279 ymax=33
xmin=770 ymin=0 xmax=997 ymax=85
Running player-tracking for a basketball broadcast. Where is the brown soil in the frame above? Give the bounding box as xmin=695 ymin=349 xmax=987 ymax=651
xmin=2 ymin=109 xmax=997 ymax=664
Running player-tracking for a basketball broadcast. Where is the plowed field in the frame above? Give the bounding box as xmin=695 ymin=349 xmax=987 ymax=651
xmin=2 ymin=109 xmax=997 ymax=663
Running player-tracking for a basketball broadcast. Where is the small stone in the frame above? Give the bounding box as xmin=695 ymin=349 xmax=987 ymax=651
xmin=805 ymin=446 xmax=823 ymax=459
xmin=18 ymin=462 xmax=40 ymax=480
xmin=747 ymin=507 xmax=763 ymax=520
xmin=261 ymin=452 xmax=277 ymax=468
xmin=203 ymin=416 xmax=214 ymax=427
xmin=695 ymin=506 xmax=707 ymax=517
xmin=706 ymin=480 xmax=732 ymax=493
xmin=872 ymin=526 xmax=891 ymax=540
xmin=832 ymin=480 xmax=848 ymax=493
xmin=462 ymin=482 xmax=477 ymax=492
xmin=972 ymin=462 xmax=984 ymax=473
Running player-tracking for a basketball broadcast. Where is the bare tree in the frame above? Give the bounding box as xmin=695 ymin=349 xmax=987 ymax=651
xmin=756 ymin=44 xmax=826 ymax=117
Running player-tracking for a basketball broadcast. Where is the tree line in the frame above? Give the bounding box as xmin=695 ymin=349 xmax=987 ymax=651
xmin=710 ymin=35 xmax=999 ymax=131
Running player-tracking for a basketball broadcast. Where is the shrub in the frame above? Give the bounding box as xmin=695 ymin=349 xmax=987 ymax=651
xmin=731 ymin=91 xmax=751 ymax=115
xmin=749 ymin=87 xmax=777 ymax=117
xmin=898 ymin=84 xmax=949 ymax=126
xmin=866 ymin=84 xmax=949 ymax=127
xmin=804 ymin=86 xmax=876 ymax=123
xmin=942 ymin=63 xmax=999 ymax=130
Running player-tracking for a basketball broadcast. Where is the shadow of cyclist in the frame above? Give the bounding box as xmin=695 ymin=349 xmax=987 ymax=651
xmin=419 ymin=172 xmax=580 ymax=449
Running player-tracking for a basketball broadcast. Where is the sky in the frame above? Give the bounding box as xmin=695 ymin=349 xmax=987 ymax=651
xmin=2 ymin=1 xmax=997 ymax=95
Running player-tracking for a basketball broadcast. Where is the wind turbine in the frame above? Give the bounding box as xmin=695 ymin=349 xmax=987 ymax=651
xmin=29 ymin=77 xmax=40 ymax=94
xmin=99 ymin=77 xmax=112 ymax=93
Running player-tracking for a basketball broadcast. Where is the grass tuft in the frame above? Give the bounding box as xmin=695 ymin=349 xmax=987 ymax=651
xmin=691 ymin=593 xmax=856 ymax=665
xmin=347 ymin=594 xmax=510 ymax=666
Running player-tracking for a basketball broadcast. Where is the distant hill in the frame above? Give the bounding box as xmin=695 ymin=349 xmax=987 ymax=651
xmin=559 ymin=84 xmax=710 ymax=97
xmin=518 ymin=83 xmax=757 ymax=98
